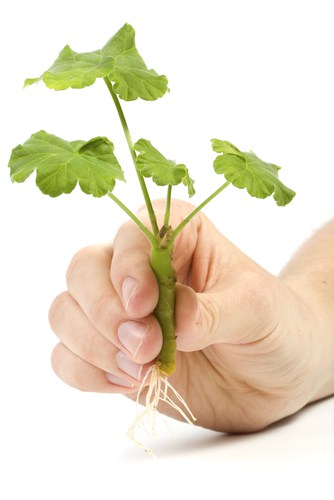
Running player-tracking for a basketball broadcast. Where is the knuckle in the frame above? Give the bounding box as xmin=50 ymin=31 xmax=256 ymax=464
xmin=110 ymin=245 xmax=132 ymax=274
xmin=65 ymin=245 xmax=101 ymax=287
xmin=77 ymin=331 xmax=97 ymax=367
xmin=50 ymin=343 xmax=64 ymax=378
xmin=89 ymin=293 xmax=114 ymax=329
xmin=48 ymin=291 xmax=69 ymax=331
xmin=51 ymin=343 xmax=89 ymax=392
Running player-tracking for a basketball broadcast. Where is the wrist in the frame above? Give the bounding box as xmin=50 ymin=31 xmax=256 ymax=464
xmin=281 ymin=272 xmax=334 ymax=404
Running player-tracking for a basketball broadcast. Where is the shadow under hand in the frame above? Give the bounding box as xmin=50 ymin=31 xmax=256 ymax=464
xmin=119 ymin=396 xmax=334 ymax=462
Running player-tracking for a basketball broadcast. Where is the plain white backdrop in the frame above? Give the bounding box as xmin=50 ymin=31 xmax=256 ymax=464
xmin=1 ymin=0 xmax=333 ymax=498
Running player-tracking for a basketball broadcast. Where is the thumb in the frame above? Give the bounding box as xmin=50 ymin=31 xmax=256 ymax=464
xmin=175 ymin=271 xmax=278 ymax=351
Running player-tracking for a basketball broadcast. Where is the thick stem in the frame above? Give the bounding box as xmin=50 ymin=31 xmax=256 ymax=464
xmin=103 ymin=77 xmax=159 ymax=237
xmin=150 ymin=239 xmax=176 ymax=376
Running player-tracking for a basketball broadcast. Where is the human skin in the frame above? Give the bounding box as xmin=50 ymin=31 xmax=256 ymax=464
xmin=49 ymin=200 xmax=334 ymax=433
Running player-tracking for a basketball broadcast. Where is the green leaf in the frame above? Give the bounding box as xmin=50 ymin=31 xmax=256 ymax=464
xmin=24 ymin=45 xmax=102 ymax=91
xmin=99 ymin=25 xmax=168 ymax=101
xmin=9 ymin=131 xmax=125 ymax=197
xmin=182 ymin=171 xmax=196 ymax=197
xmin=24 ymin=23 xmax=168 ymax=101
xmin=134 ymin=139 xmax=195 ymax=197
xmin=212 ymin=139 xmax=295 ymax=206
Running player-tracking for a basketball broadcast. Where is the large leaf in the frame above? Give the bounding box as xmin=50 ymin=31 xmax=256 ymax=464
xmin=24 ymin=24 xmax=168 ymax=101
xmin=9 ymin=131 xmax=124 ymax=197
xmin=212 ymin=139 xmax=295 ymax=206
xmin=134 ymin=139 xmax=195 ymax=196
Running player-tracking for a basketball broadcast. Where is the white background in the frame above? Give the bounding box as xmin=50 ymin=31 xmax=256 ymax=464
xmin=1 ymin=0 xmax=333 ymax=498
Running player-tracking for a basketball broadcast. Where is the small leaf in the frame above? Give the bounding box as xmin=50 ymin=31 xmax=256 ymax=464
xmin=212 ymin=139 xmax=295 ymax=206
xmin=134 ymin=139 xmax=195 ymax=196
xmin=24 ymin=24 xmax=168 ymax=101
xmin=182 ymin=171 xmax=196 ymax=197
xmin=24 ymin=77 xmax=40 ymax=87
xmin=9 ymin=131 xmax=124 ymax=197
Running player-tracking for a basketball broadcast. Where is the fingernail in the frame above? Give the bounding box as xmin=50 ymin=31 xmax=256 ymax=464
xmin=116 ymin=351 xmax=143 ymax=380
xmin=106 ymin=373 xmax=134 ymax=388
xmin=121 ymin=277 xmax=139 ymax=311
xmin=117 ymin=320 xmax=148 ymax=357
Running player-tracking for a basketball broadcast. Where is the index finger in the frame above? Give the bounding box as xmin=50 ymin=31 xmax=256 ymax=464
xmin=111 ymin=220 xmax=159 ymax=318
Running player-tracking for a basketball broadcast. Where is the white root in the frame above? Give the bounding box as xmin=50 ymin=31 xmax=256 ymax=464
xmin=127 ymin=363 xmax=196 ymax=455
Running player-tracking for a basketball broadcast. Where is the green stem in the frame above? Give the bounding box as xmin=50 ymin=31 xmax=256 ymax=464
xmin=150 ymin=243 xmax=176 ymax=376
xmin=103 ymin=77 xmax=159 ymax=237
xmin=107 ymin=192 xmax=156 ymax=246
xmin=164 ymin=185 xmax=172 ymax=226
xmin=173 ymin=180 xmax=231 ymax=238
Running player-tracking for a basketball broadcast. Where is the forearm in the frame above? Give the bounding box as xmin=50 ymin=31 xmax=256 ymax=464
xmin=280 ymin=219 xmax=334 ymax=401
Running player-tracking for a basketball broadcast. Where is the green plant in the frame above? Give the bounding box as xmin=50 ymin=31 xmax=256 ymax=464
xmin=8 ymin=23 xmax=295 ymax=451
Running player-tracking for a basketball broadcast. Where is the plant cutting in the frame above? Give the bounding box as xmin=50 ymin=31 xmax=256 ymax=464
xmin=8 ymin=23 xmax=295 ymax=452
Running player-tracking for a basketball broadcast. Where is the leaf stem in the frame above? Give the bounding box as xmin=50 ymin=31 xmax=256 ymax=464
xmin=107 ymin=192 xmax=156 ymax=246
xmin=164 ymin=185 xmax=172 ymax=226
xmin=173 ymin=181 xmax=230 ymax=238
xmin=103 ymin=77 xmax=159 ymax=237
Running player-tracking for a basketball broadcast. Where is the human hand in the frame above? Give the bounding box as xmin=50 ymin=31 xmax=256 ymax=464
xmin=49 ymin=200 xmax=320 ymax=433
